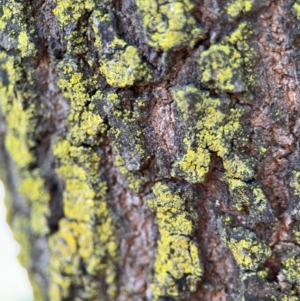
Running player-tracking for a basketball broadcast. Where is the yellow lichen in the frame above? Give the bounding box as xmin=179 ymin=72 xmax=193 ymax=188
xmin=293 ymin=171 xmax=300 ymax=196
xmin=199 ymin=44 xmax=245 ymax=92
xmin=100 ymin=45 xmax=152 ymax=87
xmin=52 ymin=136 xmax=118 ymax=299
xmin=0 ymin=44 xmax=47 ymax=300
xmin=171 ymin=86 xmax=243 ymax=183
xmin=57 ymin=62 xmax=106 ymax=146
xmin=226 ymin=0 xmax=253 ymax=18
xmin=281 ymin=253 xmax=300 ymax=285
xmin=53 ymin=0 xmax=95 ymax=27
xmin=223 ymin=155 xmax=253 ymax=181
xmin=225 ymin=22 xmax=255 ymax=87
xmin=283 ymin=296 xmax=299 ymax=301
xmin=0 ymin=51 xmax=50 ymax=236
xmin=0 ymin=2 xmax=35 ymax=56
xmin=293 ymin=1 xmax=300 ymax=21
xmin=148 ymin=182 xmax=202 ymax=299
xmin=172 ymin=137 xmax=211 ymax=183
xmin=91 ymin=12 xmax=152 ymax=88
xmin=222 ymin=227 xmax=271 ymax=274
xmin=136 ymin=0 xmax=204 ymax=51
xmin=3 ymin=100 xmax=35 ymax=169
xmin=53 ymin=56 xmax=118 ymax=298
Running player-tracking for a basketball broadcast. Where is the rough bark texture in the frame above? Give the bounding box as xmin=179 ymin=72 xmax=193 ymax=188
xmin=1 ymin=0 xmax=300 ymax=300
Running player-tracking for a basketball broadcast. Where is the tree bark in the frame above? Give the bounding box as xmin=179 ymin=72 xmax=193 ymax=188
xmin=1 ymin=0 xmax=300 ymax=300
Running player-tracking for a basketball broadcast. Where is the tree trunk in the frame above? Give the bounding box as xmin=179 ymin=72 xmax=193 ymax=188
xmin=1 ymin=0 xmax=300 ymax=300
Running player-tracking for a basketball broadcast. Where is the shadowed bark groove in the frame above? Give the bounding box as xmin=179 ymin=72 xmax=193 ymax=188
xmin=1 ymin=0 xmax=300 ymax=300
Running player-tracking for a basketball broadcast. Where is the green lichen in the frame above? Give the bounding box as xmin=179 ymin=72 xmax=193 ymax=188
xmin=226 ymin=22 xmax=252 ymax=46
xmin=226 ymin=0 xmax=253 ymax=18
xmin=136 ymin=0 xmax=204 ymax=51
xmin=49 ymin=218 xmax=117 ymax=300
xmin=199 ymin=44 xmax=245 ymax=93
xmin=260 ymin=146 xmax=267 ymax=155
xmin=225 ymin=156 xmax=274 ymax=223
xmin=224 ymin=155 xmax=254 ymax=181
xmin=53 ymin=0 xmax=95 ymax=54
xmin=220 ymin=221 xmax=272 ymax=292
xmin=148 ymin=182 xmax=202 ymax=300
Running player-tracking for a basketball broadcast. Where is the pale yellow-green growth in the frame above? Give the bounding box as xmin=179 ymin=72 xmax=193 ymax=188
xmin=199 ymin=44 xmax=245 ymax=92
xmin=136 ymin=0 xmax=204 ymax=51
xmin=57 ymin=61 xmax=106 ymax=145
xmin=257 ymin=268 xmax=268 ymax=279
xmin=293 ymin=171 xmax=300 ymax=196
xmin=171 ymin=86 xmax=243 ymax=183
xmin=293 ymin=1 xmax=300 ymax=21
xmin=225 ymin=22 xmax=256 ymax=87
xmin=171 ymin=84 xmax=270 ymax=223
xmin=280 ymin=252 xmax=300 ymax=285
xmin=19 ymin=173 xmax=50 ymax=235
xmin=283 ymin=296 xmax=299 ymax=301
xmin=223 ymin=155 xmax=254 ymax=181
xmin=52 ymin=137 xmax=118 ymax=299
xmin=91 ymin=11 xmax=152 ymax=88
xmin=0 ymin=53 xmax=33 ymax=168
xmin=3 ymin=99 xmax=35 ymax=169
xmin=100 ymin=45 xmax=152 ymax=87
xmin=91 ymin=90 xmax=149 ymax=172
xmin=18 ymin=31 xmax=35 ymax=57
xmin=222 ymin=227 xmax=271 ymax=275
xmin=53 ymin=0 xmax=96 ymax=54
xmin=260 ymin=146 xmax=267 ymax=154
xmin=53 ymin=0 xmax=95 ymax=27
xmin=226 ymin=178 xmax=273 ymax=223
xmin=226 ymin=22 xmax=252 ymax=46
xmin=49 ymin=218 xmax=117 ymax=300
xmin=172 ymin=138 xmax=211 ymax=183
xmin=0 ymin=41 xmax=47 ymax=300
xmin=10 ymin=213 xmax=44 ymax=300
xmin=53 ymin=52 xmax=118 ymax=298
xmin=292 ymin=224 xmax=300 ymax=245
xmin=148 ymin=182 xmax=202 ymax=299
xmin=0 ymin=52 xmax=50 ymax=237
xmin=0 ymin=2 xmax=35 ymax=57
xmin=226 ymin=0 xmax=253 ymax=18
